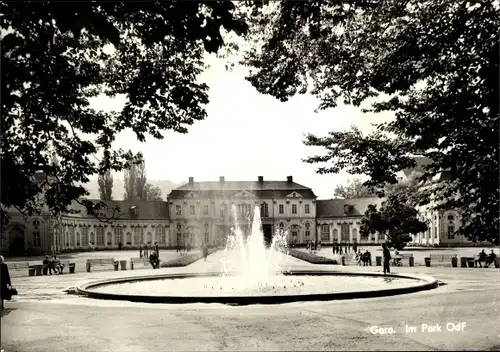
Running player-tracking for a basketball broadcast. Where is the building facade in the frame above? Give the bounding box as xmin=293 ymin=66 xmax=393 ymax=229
xmin=0 ymin=174 xmax=478 ymax=256
xmin=167 ymin=176 xmax=317 ymax=248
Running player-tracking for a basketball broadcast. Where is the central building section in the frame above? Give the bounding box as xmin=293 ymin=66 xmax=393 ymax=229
xmin=168 ymin=176 xmax=317 ymax=248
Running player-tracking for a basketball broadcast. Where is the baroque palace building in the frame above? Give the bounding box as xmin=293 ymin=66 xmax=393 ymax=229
xmin=0 ymin=173 xmax=476 ymax=257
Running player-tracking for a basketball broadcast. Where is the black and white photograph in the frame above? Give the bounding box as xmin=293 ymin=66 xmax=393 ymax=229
xmin=1 ymin=1 xmax=499 ymax=351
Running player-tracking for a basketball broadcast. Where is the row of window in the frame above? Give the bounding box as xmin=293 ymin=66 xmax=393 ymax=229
xmin=175 ymin=203 xmax=311 ymax=216
xmin=61 ymin=226 xmax=168 ymax=246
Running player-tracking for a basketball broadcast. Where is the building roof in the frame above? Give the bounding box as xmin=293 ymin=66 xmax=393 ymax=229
xmin=402 ymin=156 xmax=434 ymax=177
xmin=65 ymin=199 xmax=169 ymax=220
xmin=316 ymin=197 xmax=385 ymax=218
xmin=169 ymin=180 xmax=317 ymax=199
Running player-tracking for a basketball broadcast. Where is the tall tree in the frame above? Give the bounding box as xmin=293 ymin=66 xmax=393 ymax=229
xmin=1 ymin=1 xmax=248 ymax=221
xmin=97 ymin=170 xmax=113 ymax=201
xmin=360 ymin=191 xmax=428 ymax=250
xmin=242 ymin=1 xmax=499 ymax=244
xmin=135 ymin=159 xmax=148 ymax=201
xmin=123 ymin=162 xmax=136 ymax=201
xmin=334 ymin=178 xmax=374 ymax=199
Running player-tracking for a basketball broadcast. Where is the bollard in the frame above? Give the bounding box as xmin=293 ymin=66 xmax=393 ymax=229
xmin=409 ymin=256 xmax=414 ymax=267
xmin=451 ymin=257 xmax=458 ymax=268
xmin=86 ymin=261 xmax=91 ymax=272
xmin=376 ymin=256 xmax=382 ymax=266
xmin=495 ymin=258 xmax=500 ymax=269
xmin=69 ymin=263 xmax=76 ymax=274
xmin=120 ymin=260 xmax=127 ymax=270
xmin=467 ymin=257 xmax=475 ymax=268
xmin=460 ymin=257 xmax=467 ymax=268
xmin=114 ymin=261 xmax=119 ymax=271
xmin=424 ymin=257 xmax=431 ymax=267
xmin=130 ymin=260 xmax=134 ymax=270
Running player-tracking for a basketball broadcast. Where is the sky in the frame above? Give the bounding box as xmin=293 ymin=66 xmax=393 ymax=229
xmin=89 ymin=53 xmax=394 ymax=200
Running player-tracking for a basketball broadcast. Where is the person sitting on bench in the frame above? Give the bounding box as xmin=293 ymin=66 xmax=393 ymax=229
xmin=485 ymin=250 xmax=497 ymax=268
xmin=42 ymin=255 xmax=54 ymax=275
xmin=51 ymin=255 xmax=63 ymax=274
xmin=149 ymin=251 xmax=160 ymax=269
xmin=475 ymin=249 xmax=487 ymax=268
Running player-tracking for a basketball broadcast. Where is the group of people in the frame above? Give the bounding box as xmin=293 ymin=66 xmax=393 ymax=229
xmin=176 ymin=243 xmax=192 ymax=256
xmin=42 ymin=255 xmax=64 ymax=275
xmin=475 ymin=249 xmax=497 ymax=268
xmin=140 ymin=242 xmax=161 ymax=269
xmin=139 ymin=242 xmax=160 ymax=259
xmin=354 ymin=249 xmax=373 ymax=266
xmin=332 ymin=243 xmax=358 ymax=255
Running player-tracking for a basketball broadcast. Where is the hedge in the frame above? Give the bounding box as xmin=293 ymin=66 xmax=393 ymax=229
xmin=287 ymin=248 xmax=338 ymax=265
xmin=160 ymin=248 xmax=218 ymax=268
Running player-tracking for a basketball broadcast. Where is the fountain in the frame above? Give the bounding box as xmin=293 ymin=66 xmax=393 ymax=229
xmin=76 ymin=205 xmax=439 ymax=305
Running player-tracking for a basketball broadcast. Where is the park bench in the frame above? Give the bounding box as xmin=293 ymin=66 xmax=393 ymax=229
xmin=58 ymin=260 xmax=76 ymax=274
xmin=130 ymin=257 xmax=148 ymax=270
xmin=86 ymin=258 xmax=117 ymax=272
xmin=429 ymin=253 xmax=457 ymax=265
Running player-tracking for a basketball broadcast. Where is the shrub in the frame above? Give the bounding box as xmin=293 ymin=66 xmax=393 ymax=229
xmin=287 ymin=248 xmax=338 ymax=265
xmin=160 ymin=248 xmax=217 ymax=268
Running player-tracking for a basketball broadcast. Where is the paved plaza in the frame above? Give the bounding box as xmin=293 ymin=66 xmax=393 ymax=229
xmin=1 ymin=249 xmax=499 ymax=351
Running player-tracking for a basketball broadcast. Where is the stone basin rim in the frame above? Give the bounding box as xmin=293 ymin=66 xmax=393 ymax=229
xmin=75 ymin=270 xmax=439 ymax=305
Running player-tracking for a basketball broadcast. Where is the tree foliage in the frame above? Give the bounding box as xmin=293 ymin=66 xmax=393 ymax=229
xmin=360 ymin=191 xmax=428 ymax=250
xmin=145 ymin=184 xmax=163 ymax=201
xmin=242 ymin=0 xmax=499 ymax=244
xmin=333 ymin=178 xmax=375 ymax=199
xmin=1 ymin=1 xmax=248 ymax=220
xmin=97 ymin=170 xmax=113 ymax=201
xmin=135 ymin=161 xmax=148 ymax=201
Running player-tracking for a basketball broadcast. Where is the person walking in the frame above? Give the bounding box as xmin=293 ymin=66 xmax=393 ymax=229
xmin=154 ymin=242 xmax=159 ymax=257
xmin=139 ymin=244 xmax=143 ymax=258
xmin=1 ymin=255 xmax=12 ymax=309
xmin=203 ymin=243 xmax=209 ymax=262
xmin=382 ymin=243 xmax=391 ymax=274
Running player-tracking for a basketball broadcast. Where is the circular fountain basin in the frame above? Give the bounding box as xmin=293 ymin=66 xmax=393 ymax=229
xmin=76 ymin=271 xmax=438 ymax=305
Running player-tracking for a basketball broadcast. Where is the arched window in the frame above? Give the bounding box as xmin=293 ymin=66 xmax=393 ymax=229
xmin=96 ymin=227 xmax=105 ymax=245
xmin=107 ymin=232 xmax=112 ymax=245
xmin=333 ymin=229 xmax=338 ymax=242
xmin=260 ymin=202 xmax=269 ymax=218
xmin=81 ymin=227 xmax=89 ymax=245
xmin=69 ymin=226 xmax=75 ymax=246
xmin=126 ymin=232 xmax=132 ymax=244
xmin=155 ymin=226 xmax=166 ymax=244
xmin=340 ymin=223 xmax=350 ymax=242
xmin=147 ymin=232 xmax=152 ymax=244
xmin=134 ymin=227 xmax=143 ymax=244
xmin=321 ymin=224 xmax=329 ymax=241
xmin=114 ymin=226 xmax=123 ymax=244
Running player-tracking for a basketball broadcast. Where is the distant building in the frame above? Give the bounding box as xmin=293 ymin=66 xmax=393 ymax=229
xmin=0 ymin=170 xmax=484 ymax=256
xmin=316 ymin=197 xmax=385 ymax=245
xmin=168 ymin=176 xmax=317 ymax=248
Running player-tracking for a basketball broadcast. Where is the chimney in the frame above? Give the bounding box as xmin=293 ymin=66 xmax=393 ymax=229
xmin=188 ymin=177 xmax=194 ymax=184
xmin=219 ymin=176 xmax=225 ymax=183
xmin=258 ymin=176 xmax=264 ymax=183
xmin=287 ymin=176 xmax=293 ymax=183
